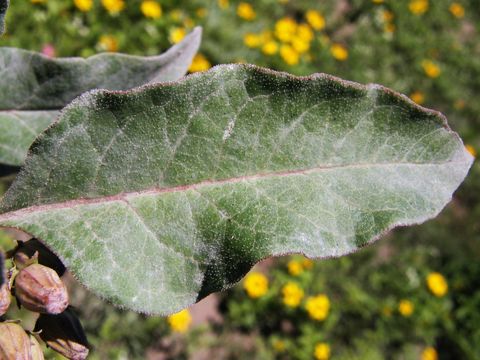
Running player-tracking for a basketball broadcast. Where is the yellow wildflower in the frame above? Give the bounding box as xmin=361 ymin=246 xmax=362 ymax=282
xmin=218 ymin=0 xmax=229 ymax=10
xmin=409 ymin=0 xmax=429 ymax=15
xmin=275 ymin=18 xmax=298 ymax=43
xmin=466 ymin=144 xmax=476 ymax=158
xmin=102 ymin=0 xmax=125 ymax=14
xmin=330 ymin=43 xmax=348 ymax=61
xmin=74 ymin=0 xmax=93 ymax=12
xmin=167 ymin=309 xmax=192 ymax=333
xmin=280 ymin=45 xmax=300 ymax=65
xmin=372 ymin=0 xmax=384 ymax=3
xmin=243 ymin=272 xmax=268 ymax=298
xmin=292 ymin=37 xmax=310 ymax=53
xmin=421 ymin=347 xmax=438 ymax=360
xmin=141 ymin=1 xmax=162 ymax=19
xmin=297 ymin=24 xmax=314 ymax=42
xmin=314 ymin=343 xmax=331 ymax=360
xmin=189 ymin=54 xmax=211 ymax=73
xmin=244 ymin=33 xmax=263 ymax=48
xmin=196 ymin=8 xmax=207 ymax=18
xmin=272 ymin=339 xmax=286 ymax=352
xmin=282 ymin=282 xmax=304 ymax=307
xmin=398 ymin=299 xmax=414 ymax=317
xmin=384 ymin=23 xmax=396 ymax=33
xmin=449 ymin=3 xmax=465 ymax=18
xmin=262 ymin=41 xmax=279 ymax=55
xmin=383 ymin=10 xmax=394 ymax=22
xmin=426 ymin=272 xmax=448 ymax=297
xmin=305 ymin=10 xmax=325 ymax=31
xmin=237 ymin=2 xmax=256 ymax=21
xmin=98 ymin=35 xmax=118 ymax=52
xmin=421 ymin=60 xmax=441 ymax=78
xmin=31 ymin=0 xmax=46 ymax=3
xmin=302 ymin=258 xmax=314 ymax=269
xmin=170 ymin=28 xmax=186 ymax=44
xmin=410 ymin=91 xmax=425 ymax=104
xmin=305 ymin=294 xmax=330 ymax=321
xmin=287 ymin=260 xmax=303 ymax=276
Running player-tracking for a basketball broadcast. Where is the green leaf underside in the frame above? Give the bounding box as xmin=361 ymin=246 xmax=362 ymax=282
xmin=0 ymin=0 xmax=7 ymax=35
xmin=0 ymin=65 xmax=472 ymax=314
xmin=0 ymin=27 xmax=201 ymax=166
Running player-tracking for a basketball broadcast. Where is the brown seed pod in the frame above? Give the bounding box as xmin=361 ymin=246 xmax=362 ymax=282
xmin=0 ymin=322 xmax=32 ymax=360
xmin=13 ymin=239 xmax=66 ymax=276
xmin=34 ymin=308 xmax=89 ymax=360
xmin=15 ymin=263 xmax=68 ymax=314
xmin=0 ymin=281 xmax=11 ymax=316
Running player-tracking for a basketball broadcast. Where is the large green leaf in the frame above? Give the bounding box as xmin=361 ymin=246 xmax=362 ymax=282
xmin=0 ymin=65 xmax=473 ymax=314
xmin=0 ymin=27 xmax=202 ymax=166
xmin=0 ymin=0 xmax=7 ymax=35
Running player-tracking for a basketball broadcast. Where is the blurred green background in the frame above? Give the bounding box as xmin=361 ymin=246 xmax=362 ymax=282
xmin=1 ymin=0 xmax=479 ymax=359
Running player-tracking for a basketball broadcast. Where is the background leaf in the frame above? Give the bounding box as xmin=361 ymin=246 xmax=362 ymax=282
xmin=0 ymin=27 xmax=202 ymax=166
xmin=0 ymin=0 xmax=7 ymax=35
xmin=0 ymin=65 xmax=473 ymax=314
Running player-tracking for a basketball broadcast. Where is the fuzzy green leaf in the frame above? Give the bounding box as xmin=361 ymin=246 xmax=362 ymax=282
xmin=0 ymin=0 xmax=7 ymax=35
xmin=0 ymin=27 xmax=202 ymax=166
xmin=0 ymin=65 xmax=473 ymax=314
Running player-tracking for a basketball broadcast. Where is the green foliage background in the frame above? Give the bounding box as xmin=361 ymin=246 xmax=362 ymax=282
xmin=1 ymin=0 xmax=479 ymax=359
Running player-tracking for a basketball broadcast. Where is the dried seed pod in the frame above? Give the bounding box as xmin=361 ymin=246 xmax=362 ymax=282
xmin=0 ymin=322 xmax=32 ymax=360
xmin=15 ymin=263 xmax=68 ymax=314
xmin=34 ymin=308 xmax=89 ymax=360
xmin=0 ymin=281 xmax=11 ymax=316
xmin=29 ymin=334 xmax=45 ymax=360
xmin=14 ymin=239 xmax=66 ymax=276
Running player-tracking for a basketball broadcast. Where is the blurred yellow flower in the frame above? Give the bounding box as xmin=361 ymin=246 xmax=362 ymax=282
xmin=272 ymin=339 xmax=286 ymax=352
xmin=449 ymin=3 xmax=465 ymax=18
xmin=330 ymin=44 xmax=348 ymax=61
xmin=218 ymin=0 xmax=229 ymax=10
xmin=305 ymin=10 xmax=325 ymax=31
xmin=384 ymin=23 xmax=396 ymax=33
xmin=262 ymin=41 xmax=279 ymax=55
xmin=183 ymin=17 xmax=195 ymax=28
xmin=74 ymin=0 xmax=93 ymax=12
xmin=141 ymin=1 xmax=162 ymax=19
xmin=196 ymin=8 xmax=207 ymax=18
xmin=170 ymin=28 xmax=186 ymax=44
xmin=398 ymin=299 xmax=414 ymax=317
xmin=426 ymin=272 xmax=448 ymax=297
xmin=98 ymin=35 xmax=118 ymax=52
xmin=302 ymin=258 xmax=314 ymax=269
xmin=243 ymin=272 xmax=268 ymax=298
xmin=167 ymin=309 xmax=192 ymax=333
xmin=275 ymin=18 xmax=298 ymax=43
xmin=287 ymin=260 xmax=303 ymax=276
xmin=421 ymin=60 xmax=441 ymax=78
xmin=31 ymin=0 xmax=46 ymax=3
xmin=410 ymin=91 xmax=425 ymax=104
xmin=237 ymin=2 xmax=256 ymax=21
xmin=314 ymin=342 xmax=331 ymax=360
xmin=466 ymin=144 xmax=476 ymax=158
xmin=244 ymin=33 xmax=263 ymax=48
xmin=282 ymin=282 xmax=304 ymax=307
xmin=372 ymin=0 xmax=384 ymax=3
xmin=297 ymin=24 xmax=314 ymax=43
xmin=305 ymin=294 xmax=330 ymax=321
xmin=292 ymin=37 xmax=310 ymax=53
xmin=409 ymin=0 xmax=429 ymax=15
xmin=102 ymin=0 xmax=125 ymax=14
xmin=421 ymin=347 xmax=438 ymax=360
xmin=383 ymin=10 xmax=394 ymax=22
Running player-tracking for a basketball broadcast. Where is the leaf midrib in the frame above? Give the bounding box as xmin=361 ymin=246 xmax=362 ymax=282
xmin=0 ymin=159 xmax=466 ymax=220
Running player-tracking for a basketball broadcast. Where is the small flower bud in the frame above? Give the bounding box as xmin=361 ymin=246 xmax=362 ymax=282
xmin=0 ymin=322 xmax=32 ymax=360
xmin=15 ymin=263 xmax=69 ymax=314
xmin=34 ymin=308 xmax=89 ymax=360
xmin=0 ymin=282 xmax=11 ymax=316
xmin=14 ymin=239 xmax=66 ymax=276
xmin=29 ymin=334 xmax=45 ymax=360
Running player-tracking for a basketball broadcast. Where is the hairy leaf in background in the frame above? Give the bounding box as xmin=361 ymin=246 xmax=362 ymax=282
xmin=0 ymin=65 xmax=473 ymax=314
xmin=0 ymin=0 xmax=7 ymax=35
xmin=0 ymin=27 xmax=202 ymax=166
